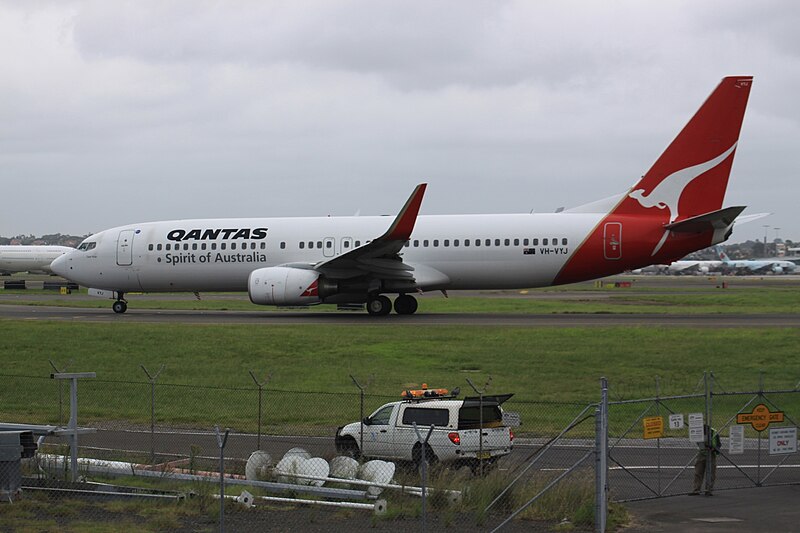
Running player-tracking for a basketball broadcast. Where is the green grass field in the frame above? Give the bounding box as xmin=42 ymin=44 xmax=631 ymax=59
xmin=2 ymin=277 xmax=799 ymax=432
xmin=2 ymin=320 xmax=799 ymax=432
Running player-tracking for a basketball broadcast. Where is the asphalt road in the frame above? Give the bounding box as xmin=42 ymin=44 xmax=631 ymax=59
xmin=2 ymin=304 xmax=800 ymax=327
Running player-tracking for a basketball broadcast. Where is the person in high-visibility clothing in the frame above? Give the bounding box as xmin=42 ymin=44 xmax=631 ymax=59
xmin=690 ymin=425 xmax=721 ymax=496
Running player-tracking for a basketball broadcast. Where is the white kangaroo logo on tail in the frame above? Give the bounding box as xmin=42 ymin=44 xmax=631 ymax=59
xmin=628 ymin=143 xmax=737 ymax=255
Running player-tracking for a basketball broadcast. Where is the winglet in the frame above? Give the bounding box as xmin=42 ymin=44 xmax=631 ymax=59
xmin=382 ymin=183 xmax=427 ymax=241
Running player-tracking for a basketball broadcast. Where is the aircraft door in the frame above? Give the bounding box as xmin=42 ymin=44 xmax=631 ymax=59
xmin=117 ymin=229 xmax=135 ymax=266
xmin=323 ymin=237 xmax=335 ymax=258
xmin=603 ymin=222 xmax=622 ymax=260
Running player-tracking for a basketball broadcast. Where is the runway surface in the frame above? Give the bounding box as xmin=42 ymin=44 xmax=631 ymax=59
xmin=1 ymin=303 xmax=798 ymax=326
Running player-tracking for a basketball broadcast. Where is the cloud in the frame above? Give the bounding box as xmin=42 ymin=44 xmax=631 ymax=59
xmin=0 ymin=0 xmax=797 ymax=242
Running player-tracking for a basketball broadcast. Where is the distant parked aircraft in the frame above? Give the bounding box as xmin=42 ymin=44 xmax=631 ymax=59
xmin=718 ymin=251 xmax=797 ymax=274
xmin=0 ymin=245 xmax=74 ymax=275
xmin=666 ymin=257 xmax=724 ymax=275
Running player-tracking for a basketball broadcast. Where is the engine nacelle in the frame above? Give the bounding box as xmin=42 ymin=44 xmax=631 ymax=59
xmin=773 ymin=266 xmax=783 ymax=274
xmin=699 ymin=266 xmax=709 ymax=275
xmin=248 ymin=267 xmax=332 ymax=306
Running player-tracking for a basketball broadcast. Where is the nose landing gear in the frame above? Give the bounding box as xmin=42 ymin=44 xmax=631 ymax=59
xmin=112 ymin=293 xmax=127 ymax=314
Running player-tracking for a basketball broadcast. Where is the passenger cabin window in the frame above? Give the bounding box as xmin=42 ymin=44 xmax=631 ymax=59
xmin=299 ymin=242 xmax=305 ymax=249
xmin=514 ymin=239 xmax=519 ymax=246
xmin=433 ymin=240 xmax=439 ymax=247
xmin=260 ymin=242 xmax=266 ymax=249
xmin=562 ymin=238 xmax=568 ymax=245
xmin=201 ymin=243 xmax=207 ymax=250
xmin=402 ymin=407 xmax=449 ymax=427
xmin=355 ymin=241 xmax=361 ymax=247
xmin=543 ymin=238 xmax=548 ymax=245
xmin=221 ymin=243 xmax=226 ymax=250
xmin=192 ymin=243 xmax=198 ymax=250
xmin=211 ymin=243 xmax=217 ymax=250
xmin=231 ymin=243 xmax=237 ymax=250
xmin=454 ymin=239 xmax=459 ymax=247
xmin=413 ymin=240 xmax=419 ymax=247
xmin=423 ymin=240 xmax=429 ymax=247
xmin=533 ymin=239 xmax=539 ymax=245
xmin=280 ymin=242 xmax=286 ymax=249
xmin=485 ymin=239 xmax=491 ymax=246
xmin=148 ymin=244 xmax=154 ymax=251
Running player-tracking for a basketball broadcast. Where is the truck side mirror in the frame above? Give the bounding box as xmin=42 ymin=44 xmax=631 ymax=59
xmin=362 ymin=416 xmax=371 ymax=426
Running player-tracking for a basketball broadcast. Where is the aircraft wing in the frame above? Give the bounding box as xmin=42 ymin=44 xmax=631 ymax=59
xmin=313 ymin=184 xmax=427 ymax=282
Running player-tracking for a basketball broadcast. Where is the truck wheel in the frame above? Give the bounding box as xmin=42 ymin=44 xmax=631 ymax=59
xmin=412 ymin=443 xmax=437 ymax=472
xmin=335 ymin=436 xmax=361 ymax=459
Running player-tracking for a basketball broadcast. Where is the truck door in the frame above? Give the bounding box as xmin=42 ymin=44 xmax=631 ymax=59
xmin=364 ymin=404 xmax=395 ymax=457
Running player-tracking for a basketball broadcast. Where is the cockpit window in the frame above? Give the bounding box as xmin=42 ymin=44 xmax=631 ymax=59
xmin=77 ymin=242 xmax=96 ymax=251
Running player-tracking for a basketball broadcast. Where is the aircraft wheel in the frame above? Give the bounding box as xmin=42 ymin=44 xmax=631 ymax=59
xmin=366 ymin=295 xmax=392 ymax=316
xmin=394 ymin=294 xmax=418 ymax=315
xmin=112 ymin=301 xmax=127 ymax=314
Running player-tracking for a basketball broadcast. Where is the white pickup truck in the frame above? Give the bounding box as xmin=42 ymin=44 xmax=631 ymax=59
xmin=335 ymin=393 xmax=514 ymax=470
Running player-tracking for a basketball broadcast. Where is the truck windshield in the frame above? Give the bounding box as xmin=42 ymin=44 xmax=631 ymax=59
xmin=458 ymin=405 xmax=503 ymax=429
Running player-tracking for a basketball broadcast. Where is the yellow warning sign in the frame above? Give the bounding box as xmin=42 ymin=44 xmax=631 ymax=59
xmin=643 ymin=416 xmax=664 ymax=439
xmin=736 ymin=404 xmax=784 ymax=432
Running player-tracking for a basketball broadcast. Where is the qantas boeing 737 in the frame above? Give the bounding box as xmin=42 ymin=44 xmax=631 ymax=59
xmin=51 ymin=76 xmax=754 ymax=315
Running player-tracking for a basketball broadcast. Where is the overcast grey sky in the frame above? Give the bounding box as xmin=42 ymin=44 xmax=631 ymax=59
xmin=1 ymin=1 xmax=798 ymax=243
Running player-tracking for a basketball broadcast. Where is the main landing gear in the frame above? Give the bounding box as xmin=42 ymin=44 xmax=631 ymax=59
xmin=112 ymin=293 xmax=128 ymax=314
xmin=366 ymin=294 xmax=418 ymax=316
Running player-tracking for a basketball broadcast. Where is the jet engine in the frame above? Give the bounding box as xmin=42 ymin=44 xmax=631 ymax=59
xmin=699 ymin=266 xmax=709 ymax=275
xmin=773 ymin=266 xmax=783 ymax=274
xmin=248 ymin=267 xmax=336 ymax=306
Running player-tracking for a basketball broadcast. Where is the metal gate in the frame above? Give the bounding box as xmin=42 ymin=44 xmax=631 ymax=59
xmin=605 ymin=373 xmax=800 ymax=502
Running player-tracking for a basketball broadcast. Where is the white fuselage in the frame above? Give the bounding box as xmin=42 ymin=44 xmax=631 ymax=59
xmin=0 ymin=245 xmax=74 ymax=275
xmin=52 ymin=213 xmax=605 ymax=293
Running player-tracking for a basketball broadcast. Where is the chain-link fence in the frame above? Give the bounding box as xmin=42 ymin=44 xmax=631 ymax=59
xmin=2 ymin=370 xmax=799 ymax=532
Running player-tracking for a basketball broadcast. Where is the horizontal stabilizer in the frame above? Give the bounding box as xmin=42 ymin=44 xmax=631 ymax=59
xmin=664 ymin=206 xmax=746 ymax=233
xmin=732 ymin=212 xmax=771 ymax=225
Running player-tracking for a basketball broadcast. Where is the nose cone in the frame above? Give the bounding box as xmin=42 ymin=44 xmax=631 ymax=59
xmin=50 ymin=253 xmax=69 ymax=277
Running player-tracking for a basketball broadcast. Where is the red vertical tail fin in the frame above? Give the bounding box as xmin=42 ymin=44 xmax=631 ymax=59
xmin=616 ymin=76 xmax=753 ymax=222
xmin=553 ymin=77 xmax=753 ymax=285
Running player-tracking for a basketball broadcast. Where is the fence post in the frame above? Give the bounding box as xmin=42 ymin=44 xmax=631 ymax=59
xmin=350 ymin=375 xmax=370 ymax=456
xmin=50 ymin=372 xmax=96 ymax=482
xmin=49 ymin=359 xmax=73 ymax=427
xmin=595 ymin=377 xmax=608 ymax=533
xmin=215 ymin=425 xmax=230 ymax=533
xmin=413 ymin=422 xmax=435 ymax=533
xmin=141 ymin=364 xmax=164 ymax=464
xmin=467 ymin=375 xmax=492 ymax=476
xmin=655 ymin=375 xmax=662 ymax=495
xmin=249 ymin=371 xmax=271 ymax=450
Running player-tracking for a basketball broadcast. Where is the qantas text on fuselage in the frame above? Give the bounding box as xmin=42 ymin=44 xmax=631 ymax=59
xmin=51 ymin=77 xmax=755 ymax=316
